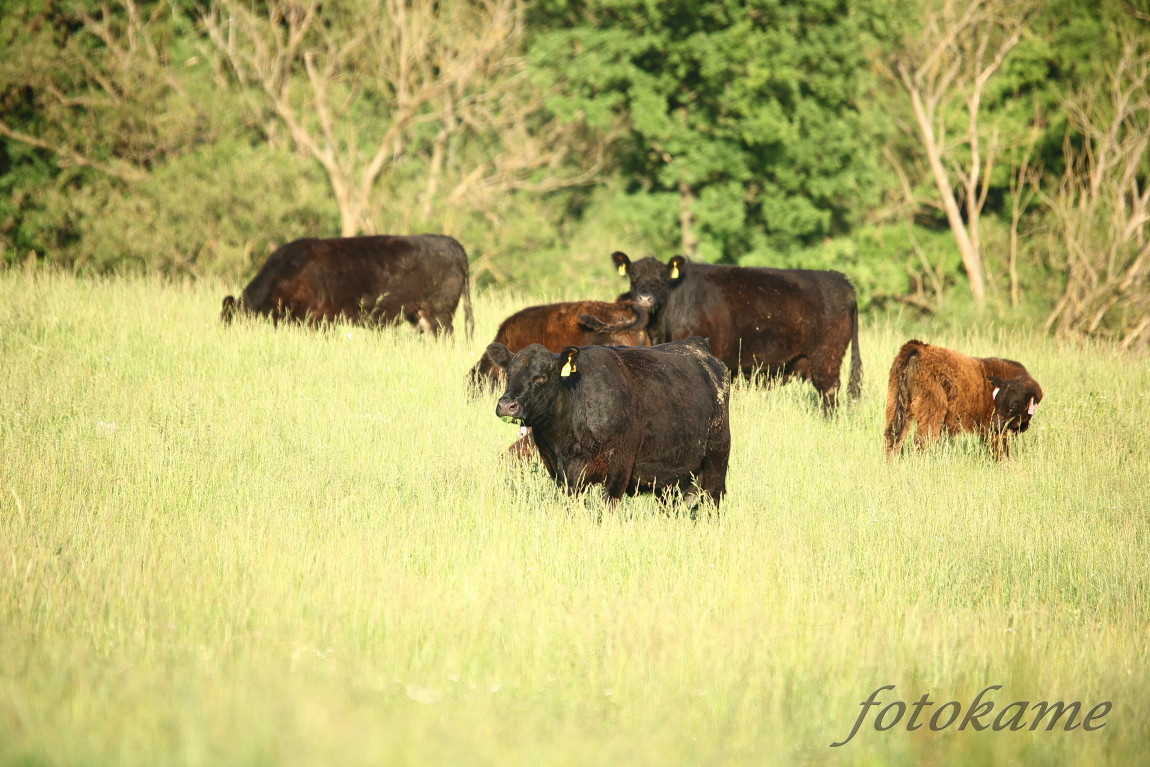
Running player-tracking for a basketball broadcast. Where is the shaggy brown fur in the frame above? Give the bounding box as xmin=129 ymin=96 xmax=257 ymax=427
xmin=884 ymin=340 xmax=1044 ymax=459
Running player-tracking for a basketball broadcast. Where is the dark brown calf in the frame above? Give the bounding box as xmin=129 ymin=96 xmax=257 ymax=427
xmin=884 ymin=340 xmax=1044 ymax=459
xmin=470 ymin=300 xmax=649 ymax=390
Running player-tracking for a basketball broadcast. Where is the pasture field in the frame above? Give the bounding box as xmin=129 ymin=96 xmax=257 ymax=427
xmin=1 ymin=270 xmax=1148 ymax=766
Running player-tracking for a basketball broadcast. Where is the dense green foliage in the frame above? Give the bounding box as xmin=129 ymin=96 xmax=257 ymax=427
xmin=2 ymin=272 xmax=1148 ymax=765
xmin=528 ymin=0 xmax=885 ymax=260
xmin=1 ymin=0 xmax=1148 ymax=340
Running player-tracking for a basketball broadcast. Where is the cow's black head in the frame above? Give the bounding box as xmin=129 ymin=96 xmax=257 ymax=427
xmin=988 ymin=375 xmax=1043 ymax=433
xmin=612 ymin=251 xmax=685 ymax=318
xmin=487 ymin=343 xmax=579 ymax=427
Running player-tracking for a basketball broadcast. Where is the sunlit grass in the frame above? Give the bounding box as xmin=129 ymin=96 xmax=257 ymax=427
xmin=1 ymin=270 xmax=1147 ymax=766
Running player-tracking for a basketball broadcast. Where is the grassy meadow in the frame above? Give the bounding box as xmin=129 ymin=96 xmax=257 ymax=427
xmin=1 ymin=270 xmax=1148 ymax=766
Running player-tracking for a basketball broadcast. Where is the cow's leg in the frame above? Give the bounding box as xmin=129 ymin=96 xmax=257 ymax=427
xmin=602 ymin=454 xmax=636 ymax=505
xmin=885 ymin=417 xmax=912 ymax=456
xmin=696 ymin=447 xmax=729 ymax=512
xmin=682 ymin=412 xmax=729 ymax=516
xmin=559 ymin=467 xmax=587 ymax=497
xmin=684 ymin=471 xmax=725 ymax=519
xmin=910 ymin=385 xmax=947 ymax=452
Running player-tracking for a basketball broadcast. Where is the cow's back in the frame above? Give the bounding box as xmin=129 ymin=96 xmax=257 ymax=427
xmin=565 ymin=339 xmax=729 ymax=477
xmin=658 ymin=264 xmax=849 ymax=370
xmin=496 ymin=301 xmax=643 ymax=351
xmin=903 ymin=342 xmax=993 ymax=426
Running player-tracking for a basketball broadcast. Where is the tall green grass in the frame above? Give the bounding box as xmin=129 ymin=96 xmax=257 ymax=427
xmin=1 ymin=271 xmax=1147 ymax=766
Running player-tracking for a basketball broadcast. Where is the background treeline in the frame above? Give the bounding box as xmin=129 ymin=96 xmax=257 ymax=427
xmin=1 ymin=0 xmax=1148 ymax=346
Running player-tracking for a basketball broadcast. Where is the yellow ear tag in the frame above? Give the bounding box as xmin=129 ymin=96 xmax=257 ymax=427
xmin=561 ymin=359 xmax=575 ymax=377
xmin=617 ymin=264 xmax=626 ymax=276
xmin=670 ymin=264 xmax=680 ymax=279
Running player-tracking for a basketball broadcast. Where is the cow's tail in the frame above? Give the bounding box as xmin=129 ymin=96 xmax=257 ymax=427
xmin=463 ymin=280 xmax=475 ymax=340
xmin=884 ymin=340 xmax=921 ymax=453
xmin=460 ymin=249 xmax=475 ymax=340
xmin=847 ymin=301 xmax=862 ymax=400
xmin=578 ymin=305 xmax=648 ymax=334
xmin=468 ymin=343 xmax=507 ymax=395
xmin=455 ymin=241 xmax=473 ymax=340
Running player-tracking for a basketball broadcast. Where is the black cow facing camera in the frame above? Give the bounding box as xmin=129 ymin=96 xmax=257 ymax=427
xmin=487 ymin=337 xmax=731 ymax=512
xmin=612 ymin=251 xmax=861 ymax=412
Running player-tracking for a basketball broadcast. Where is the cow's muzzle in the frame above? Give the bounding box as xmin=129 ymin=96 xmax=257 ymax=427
xmin=496 ymin=398 xmax=522 ymax=423
xmin=632 ymin=294 xmax=655 ymax=309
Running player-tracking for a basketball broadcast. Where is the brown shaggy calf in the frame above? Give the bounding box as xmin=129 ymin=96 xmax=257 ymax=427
xmin=884 ymin=340 xmax=1044 ymax=459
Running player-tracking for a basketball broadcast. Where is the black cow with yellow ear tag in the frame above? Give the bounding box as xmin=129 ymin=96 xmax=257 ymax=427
xmin=488 ymin=337 xmax=731 ymax=512
xmin=611 ymin=249 xmax=861 ymax=413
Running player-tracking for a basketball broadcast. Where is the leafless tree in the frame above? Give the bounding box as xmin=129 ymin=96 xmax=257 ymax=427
xmin=1006 ymin=113 xmax=1043 ymax=308
xmin=204 ymin=0 xmax=606 ymax=237
xmin=891 ymin=0 xmax=1042 ymax=307
xmin=1043 ymin=40 xmax=1150 ymax=349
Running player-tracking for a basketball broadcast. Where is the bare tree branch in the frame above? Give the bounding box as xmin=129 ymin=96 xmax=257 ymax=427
xmin=888 ymin=0 xmax=1042 ymax=306
xmin=0 ymin=119 xmax=146 ymax=182
xmin=1043 ymin=40 xmax=1150 ymax=347
xmin=204 ymin=0 xmax=605 ymax=238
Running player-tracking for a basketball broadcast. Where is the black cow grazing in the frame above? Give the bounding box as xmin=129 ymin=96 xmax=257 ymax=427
xmin=470 ymin=299 xmax=649 ymax=390
xmin=612 ymin=251 xmax=861 ymax=411
xmin=221 ymin=234 xmax=474 ymax=337
xmin=487 ymin=336 xmax=730 ymax=510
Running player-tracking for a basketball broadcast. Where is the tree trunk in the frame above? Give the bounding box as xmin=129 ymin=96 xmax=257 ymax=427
xmin=678 ymin=180 xmax=698 ymax=258
xmin=905 ymin=86 xmax=986 ymax=306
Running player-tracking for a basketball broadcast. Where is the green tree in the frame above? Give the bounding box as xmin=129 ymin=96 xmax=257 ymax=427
xmin=527 ymin=0 xmax=886 ymax=265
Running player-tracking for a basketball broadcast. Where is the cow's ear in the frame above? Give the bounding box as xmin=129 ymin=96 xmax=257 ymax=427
xmin=987 ymin=375 xmax=1006 ymax=399
xmin=486 ymin=343 xmax=513 ymax=371
xmin=559 ymin=346 xmax=580 ymax=377
xmin=1025 ymin=382 xmax=1043 ymax=414
xmin=669 ymin=255 xmax=686 ymax=280
xmin=611 ymin=251 xmax=631 ymax=277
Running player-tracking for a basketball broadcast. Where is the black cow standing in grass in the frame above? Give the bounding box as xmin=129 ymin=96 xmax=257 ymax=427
xmin=487 ymin=336 xmax=730 ymax=511
xmin=612 ymin=251 xmax=861 ymax=411
xmin=221 ymin=234 xmax=474 ymax=337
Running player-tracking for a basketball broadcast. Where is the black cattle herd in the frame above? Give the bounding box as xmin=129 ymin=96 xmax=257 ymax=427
xmin=222 ymin=233 xmax=1044 ymax=513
